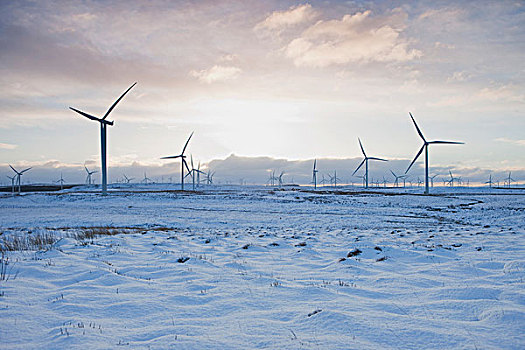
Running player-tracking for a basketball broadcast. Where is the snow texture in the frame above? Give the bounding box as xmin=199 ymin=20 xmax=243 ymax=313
xmin=0 ymin=185 xmax=524 ymax=349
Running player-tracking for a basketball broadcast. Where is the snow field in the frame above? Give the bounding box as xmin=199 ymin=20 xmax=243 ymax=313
xmin=0 ymin=186 xmax=523 ymax=349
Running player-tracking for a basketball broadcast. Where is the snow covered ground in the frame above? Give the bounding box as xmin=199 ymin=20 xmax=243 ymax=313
xmin=0 ymin=185 xmax=524 ymax=349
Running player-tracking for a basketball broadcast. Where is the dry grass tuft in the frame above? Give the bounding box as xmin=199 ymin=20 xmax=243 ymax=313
xmin=1 ymin=233 xmax=57 ymax=252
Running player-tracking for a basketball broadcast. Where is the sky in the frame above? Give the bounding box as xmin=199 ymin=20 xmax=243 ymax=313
xmin=1 ymin=0 xmax=524 ymax=185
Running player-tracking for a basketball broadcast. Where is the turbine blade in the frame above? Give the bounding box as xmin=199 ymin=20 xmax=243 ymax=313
xmin=405 ymin=145 xmax=425 ymax=173
xmin=368 ymin=157 xmax=388 ymax=162
xmin=160 ymin=154 xmax=182 ymax=159
xmin=390 ymin=170 xmax=396 ymax=177
xmin=352 ymin=159 xmax=366 ymax=175
xmin=70 ymin=107 xmax=100 ymax=122
xmin=409 ymin=112 xmax=426 ymax=142
xmin=183 ymin=159 xmax=191 ymax=173
xmin=102 ymin=82 xmax=137 ymax=120
xmin=9 ymin=164 xmax=18 ymax=174
xmin=20 ymin=167 xmax=32 ymax=173
xmin=428 ymin=141 xmax=464 ymax=145
xmin=358 ymin=138 xmax=366 ymax=157
xmin=182 ymin=131 xmax=194 ymax=155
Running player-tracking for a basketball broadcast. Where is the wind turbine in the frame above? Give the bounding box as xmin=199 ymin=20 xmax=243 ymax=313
xmin=123 ymin=174 xmax=134 ymax=184
xmin=312 ymin=159 xmax=318 ymax=189
xmin=186 ymin=155 xmax=204 ymax=190
xmin=70 ymin=83 xmax=136 ymax=195
xmin=328 ymin=171 xmax=341 ymax=188
xmin=9 ymin=165 xmax=32 ymax=195
xmin=485 ymin=174 xmax=494 ymax=188
xmin=85 ymin=166 xmax=97 ymax=185
xmin=55 ymin=173 xmax=65 ymax=190
xmin=390 ymin=170 xmax=407 ymax=188
xmin=206 ymin=171 xmax=215 ymax=185
xmin=142 ymin=172 xmax=152 ymax=185
xmin=446 ymin=170 xmax=461 ymax=187
xmin=506 ymin=172 xmax=515 ymax=188
xmin=160 ymin=132 xmax=194 ymax=191
xmin=429 ymin=174 xmax=439 ymax=188
xmin=277 ymin=171 xmax=285 ymax=187
xmin=267 ymin=170 xmax=277 ymax=186
xmin=6 ymin=175 xmax=15 ymax=195
xmin=405 ymin=113 xmax=464 ymax=194
xmin=354 ymin=175 xmax=365 ymax=187
xmin=352 ymin=138 xmax=387 ymax=189
xmin=320 ymin=174 xmax=328 ymax=186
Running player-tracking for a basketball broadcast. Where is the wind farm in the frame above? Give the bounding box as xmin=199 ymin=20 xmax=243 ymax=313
xmin=0 ymin=1 xmax=524 ymax=349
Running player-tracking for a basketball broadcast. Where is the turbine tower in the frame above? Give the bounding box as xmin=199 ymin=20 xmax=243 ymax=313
xmin=352 ymin=138 xmax=387 ymax=189
xmin=160 ymin=132 xmax=193 ymax=191
xmin=312 ymin=159 xmax=318 ymax=190
xmin=9 ymin=165 xmax=31 ymax=195
xmin=70 ymin=83 xmax=136 ymax=195
xmin=405 ymin=113 xmax=464 ymax=194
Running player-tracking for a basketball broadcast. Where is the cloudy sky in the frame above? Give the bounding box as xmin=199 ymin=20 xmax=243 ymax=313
xmin=1 ymin=0 xmax=524 ymax=184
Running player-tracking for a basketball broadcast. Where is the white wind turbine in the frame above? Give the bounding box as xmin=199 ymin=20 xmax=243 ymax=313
xmin=390 ymin=170 xmax=407 ymax=188
xmin=505 ymin=172 xmax=515 ymax=188
xmin=55 ymin=173 xmax=65 ymax=190
xmin=406 ymin=113 xmax=464 ymax=194
xmin=9 ymin=165 xmax=32 ymax=195
xmin=70 ymin=83 xmax=136 ymax=195
xmin=123 ymin=174 xmax=134 ymax=184
xmin=184 ymin=155 xmax=204 ymax=190
xmin=328 ymin=170 xmax=341 ymax=188
xmin=312 ymin=159 xmax=318 ymax=190
xmin=319 ymin=174 xmax=328 ymax=186
xmin=6 ymin=175 xmax=15 ymax=195
xmin=160 ymin=132 xmax=193 ymax=191
xmin=446 ymin=170 xmax=461 ymax=187
xmin=85 ymin=166 xmax=97 ymax=185
xmin=485 ymin=174 xmax=494 ymax=188
xmin=352 ymin=138 xmax=388 ymax=189
xmin=142 ymin=172 xmax=152 ymax=184
xmin=206 ymin=171 xmax=215 ymax=185
xmin=277 ymin=171 xmax=285 ymax=187
xmin=429 ymin=174 xmax=439 ymax=188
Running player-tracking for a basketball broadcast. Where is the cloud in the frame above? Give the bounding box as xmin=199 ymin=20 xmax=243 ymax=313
xmin=283 ymin=10 xmax=422 ymax=67
xmin=447 ymin=71 xmax=470 ymax=82
xmin=495 ymin=137 xmax=525 ymax=147
xmin=255 ymin=4 xmax=317 ymax=33
xmin=0 ymin=143 xmax=17 ymax=150
xmin=478 ymin=85 xmax=525 ymax=103
xmin=190 ymin=65 xmax=242 ymax=84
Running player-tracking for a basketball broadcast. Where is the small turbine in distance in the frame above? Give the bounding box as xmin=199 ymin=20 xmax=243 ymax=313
xmin=352 ymin=138 xmax=387 ymax=189
xmin=160 ymin=132 xmax=193 ymax=191
xmin=312 ymin=159 xmax=318 ymax=190
xmin=405 ymin=113 xmax=464 ymax=194
xmin=9 ymin=165 xmax=32 ymax=195
xmin=85 ymin=166 xmax=97 ymax=185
